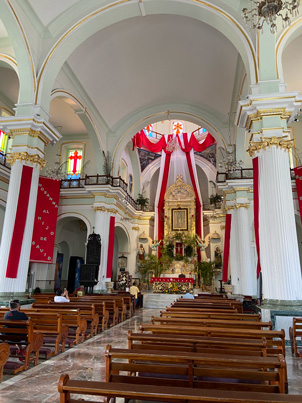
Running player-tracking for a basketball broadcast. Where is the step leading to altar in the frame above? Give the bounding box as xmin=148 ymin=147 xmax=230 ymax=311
xmin=143 ymin=293 xmax=180 ymax=308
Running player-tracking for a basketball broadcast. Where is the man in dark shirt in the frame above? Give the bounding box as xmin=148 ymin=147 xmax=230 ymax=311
xmin=3 ymin=300 xmax=29 ymax=358
xmin=4 ymin=300 xmax=28 ymax=321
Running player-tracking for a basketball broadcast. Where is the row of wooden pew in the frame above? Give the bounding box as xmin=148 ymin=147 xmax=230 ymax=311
xmin=58 ymin=293 xmax=302 ymax=402
xmin=0 ymin=292 xmax=135 ymax=380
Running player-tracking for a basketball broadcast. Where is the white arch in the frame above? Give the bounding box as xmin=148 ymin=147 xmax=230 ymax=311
xmin=56 ymin=212 xmax=92 ymax=235
xmin=276 ymin=16 xmax=302 ymax=82
xmin=114 ymin=222 xmax=131 ymax=252
xmin=35 ymin=0 xmax=257 ymax=112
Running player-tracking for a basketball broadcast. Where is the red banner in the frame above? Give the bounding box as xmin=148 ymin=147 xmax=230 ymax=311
xmin=106 ymin=216 xmax=115 ymax=278
xmin=253 ymin=157 xmax=261 ymax=279
xmin=222 ymin=213 xmax=232 ymax=282
xmin=6 ymin=165 xmax=33 ymax=278
xmin=294 ymin=165 xmax=302 ymax=225
xmin=30 ymin=177 xmax=61 ymax=263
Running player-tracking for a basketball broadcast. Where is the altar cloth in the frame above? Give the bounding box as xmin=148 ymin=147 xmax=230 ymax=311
xmin=150 ymin=277 xmax=194 ymax=284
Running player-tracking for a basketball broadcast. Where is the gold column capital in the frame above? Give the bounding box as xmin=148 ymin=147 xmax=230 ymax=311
xmin=234 ymin=203 xmax=250 ymax=209
xmin=107 ymin=208 xmax=118 ymax=214
xmin=6 ymin=152 xmax=46 ymax=169
xmin=247 ymin=136 xmax=294 ymax=157
xmin=94 ymin=206 xmax=106 ymax=212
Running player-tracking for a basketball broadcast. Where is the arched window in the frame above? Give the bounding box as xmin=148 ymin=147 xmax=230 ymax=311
xmin=67 ymin=149 xmax=83 ymax=179
xmin=172 ymin=121 xmax=184 ymax=136
xmin=0 ymin=131 xmax=8 ymax=154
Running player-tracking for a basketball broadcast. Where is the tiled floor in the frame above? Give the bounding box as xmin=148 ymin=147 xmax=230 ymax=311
xmin=0 ymin=308 xmax=301 ymax=402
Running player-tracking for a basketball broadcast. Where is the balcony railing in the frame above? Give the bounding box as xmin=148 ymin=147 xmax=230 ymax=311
xmin=217 ymin=168 xmax=296 ymax=183
xmin=60 ymin=174 xmax=154 ymax=212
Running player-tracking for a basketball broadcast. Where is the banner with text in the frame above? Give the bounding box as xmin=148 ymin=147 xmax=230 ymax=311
xmin=30 ymin=177 xmax=61 ymax=263
xmin=295 ymin=165 xmax=302 ymax=225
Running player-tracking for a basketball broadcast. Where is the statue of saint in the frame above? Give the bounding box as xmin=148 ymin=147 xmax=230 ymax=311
xmin=196 ymin=235 xmax=210 ymax=262
xmin=151 ymin=240 xmax=161 ymax=255
xmin=138 ymin=244 xmax=145 ymax=261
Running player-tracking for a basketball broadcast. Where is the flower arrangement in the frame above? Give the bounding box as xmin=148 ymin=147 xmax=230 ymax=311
xmin=165 ymin=282 xmax=181 ymax=294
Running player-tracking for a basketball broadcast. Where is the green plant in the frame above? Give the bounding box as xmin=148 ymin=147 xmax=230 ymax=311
xmin=136 ymin=193 xmax=149 ymax=210
xmin=137 ymin=254 xmax=164 ymax=280
xmin=209 ymin=194 xmax=222 ymax=207
xmin=195 ymin=261 xmax=215 ymax=287
xmin=102 ymin=151 xmax=112 ymax=175
xmin=174 ymin=253 xmax=183 ymax=261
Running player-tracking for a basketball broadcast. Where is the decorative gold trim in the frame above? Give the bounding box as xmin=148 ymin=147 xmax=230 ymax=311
xmin=1 ymin=107 xmax=14 ymax=116
xmin=246 ymin=108 xmax=292 ymax=130
xmin=107 ymin=208 xmax=118 ymax=214
xmin=7 ymin=0 xmax=36 ymax=91
xmin=235 ymin=203 xmax=249 ymax=209
xmin=94 ymin=206 xmax=106 ymax=212
xmin=0 ymin=53 xmax=17 ymax=66
xmin=225 ymin=206 xmax=234 ymax=212
xmin=233 ymin=187 xmax=251 ymax=192
xmin=11 ymin=144 xmax=44 ymax=155
xmin=132 ymin=226 xmax=139 ymax=230
xmin=6 ymin=152 xmax=46 ymax=169
xmin=248 ymin=136 xmax=294 ymax=157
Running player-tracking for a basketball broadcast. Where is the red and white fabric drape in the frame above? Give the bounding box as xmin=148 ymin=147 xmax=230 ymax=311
xmin=132 ymin=131 xmax=215 ymax=244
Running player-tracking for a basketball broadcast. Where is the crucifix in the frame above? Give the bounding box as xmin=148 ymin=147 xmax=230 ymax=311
xmin=69 ymin=150 xmax=82 ymax=174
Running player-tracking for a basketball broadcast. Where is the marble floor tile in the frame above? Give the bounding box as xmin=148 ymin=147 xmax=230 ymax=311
xmin=0 ymin=308 xmax=301 ymax=402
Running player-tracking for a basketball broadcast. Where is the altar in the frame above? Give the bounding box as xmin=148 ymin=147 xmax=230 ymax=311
xmin=150 ymin=277 xmax=194 ymax=293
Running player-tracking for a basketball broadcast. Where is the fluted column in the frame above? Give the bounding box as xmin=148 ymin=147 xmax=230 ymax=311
xmin=236 ymin=204 xmax=257 ymax=296
xmin=249 ymin=137 xmax=302 ymax=301
xmin=0 ymin=114 xmax=61 ymax=296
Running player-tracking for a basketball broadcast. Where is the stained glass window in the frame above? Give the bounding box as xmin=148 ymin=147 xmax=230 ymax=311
xmin=144 ymin=124 xmax=154 ymax=137
xmin=67 ymin=149 xmax=83 ymax=179
xmin=0 ymin=131 xmax=8 ymax=153
xmin=173 ymin=121 xmax=184 ymax=136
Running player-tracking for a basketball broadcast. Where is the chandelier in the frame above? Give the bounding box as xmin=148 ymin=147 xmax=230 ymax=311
xmin=218 ymin=145 xmax=244 ymax=173
xmin=242 ymin=0 xmax=300 ymax=33
xmin=45 ymin=154 xmax=67 ymax=180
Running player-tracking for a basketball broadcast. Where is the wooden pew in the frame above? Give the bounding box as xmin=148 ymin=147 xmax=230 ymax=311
xmin=71 ymin=296 xmax=122 ymax=324
xmin=0 ymin=308 xmax=68 ymax=355
xmin=0 ymin=319 xmax=43 ymax=373
xmin=127 ymin=330 xmax=271 ymax=357
xmin=160 ymin=310 xmax=262 ymax=321
xmin=139 ymin=324 xmax=286 ymax=357
xmin=151 ymin=316 xmax=273 ymax=330
xmin=29 ymin=308 xmax=87 ymax=345
xmin=105 ymin=345 xmax=287 ymax=394
xmin=166 ymin=306 xmax=238 ymax=313
xmin=173 ymin=299 xmax=243 ymax=313
xmin=0 ymin=343 xmax=10 ymax=382
xmin=289 ymin=317 xmax=302 ymax=357
xmin=58 ymin=374 xmax=302 ymax=403
xmin=33 ymin=303 xmax=100 ymax=337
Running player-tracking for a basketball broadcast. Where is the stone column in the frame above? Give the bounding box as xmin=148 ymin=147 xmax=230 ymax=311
xmin=235 ymin=203 xmax=257 ymax=296
xmin=249 ymin=136 xmax=302 ymax=301
xmin=0 ymin=114 xmax=61 ymax=297
xmin=228 ymin=207 xmax=241 ymax=294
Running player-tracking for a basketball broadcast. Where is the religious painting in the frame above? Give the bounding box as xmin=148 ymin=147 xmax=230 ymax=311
xmin=172 ymin=208 xmax=188 ymax=231
xmin=138 ymin=149 xmax=161 ymax=172
xmin=128 ymin=174 xmax=133 ymax=193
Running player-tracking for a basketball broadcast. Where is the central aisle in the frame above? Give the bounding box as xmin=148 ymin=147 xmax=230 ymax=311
xmin=0 ymin=309 xmax=158 ymax=402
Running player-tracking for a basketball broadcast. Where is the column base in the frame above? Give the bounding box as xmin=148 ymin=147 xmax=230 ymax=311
xmin=259 ymin=299 xmax=302 ymax=344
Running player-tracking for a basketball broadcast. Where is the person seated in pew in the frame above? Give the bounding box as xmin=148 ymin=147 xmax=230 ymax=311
xmin=129 ymin=282 xmax=140 ymax=307
xmin=3 ymin=300 xmax=28 ymax=360
xmin=54 ymin=288 xmax=70 ymax=303
xmin=182 ymin=290 xmax=195 ymax=299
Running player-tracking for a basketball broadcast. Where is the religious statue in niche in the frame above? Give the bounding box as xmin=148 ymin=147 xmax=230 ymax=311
xmin=138 ymin=244 xmax=145 ymax=261
xmin=151 ymin=240 xmax=162 ymax=255
xmin=214 ymin=246 xmax=222 ymax=270
xmin=196 ymin=234 xmax=210 ymax=262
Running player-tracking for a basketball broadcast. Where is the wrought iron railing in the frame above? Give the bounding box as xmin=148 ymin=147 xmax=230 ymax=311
xmin=60 ymin=174 xmax=154 ymax=211
xmin=217 ymin=168 xmax=296 ymax=183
